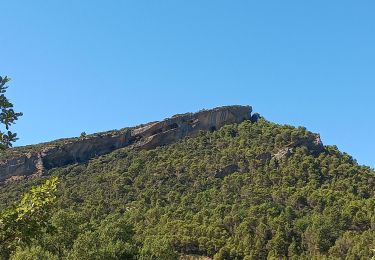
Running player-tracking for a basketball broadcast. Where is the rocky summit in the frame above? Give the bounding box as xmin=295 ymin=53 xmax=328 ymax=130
xmin=0 ymin=105 xmax=252 ymax=182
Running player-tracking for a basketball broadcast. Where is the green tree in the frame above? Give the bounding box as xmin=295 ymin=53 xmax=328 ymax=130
xmin=140 ymin=236 xmax=178 ymax=260
xmin=67 ymin=213 xmax=138 ymax=259
xmin=40 ymin=209 xmax=81 ymax=257
xmin=0 ymin=76 xmax=23 ymax=150
xmin=0 ymin=177 xmax=58 ymax=258
xmin=10 ymin=246 xmax=57 ymax=260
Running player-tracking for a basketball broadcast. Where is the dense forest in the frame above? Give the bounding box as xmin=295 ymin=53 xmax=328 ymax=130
xmin=1 ymin=119 xmax=375 ymax=259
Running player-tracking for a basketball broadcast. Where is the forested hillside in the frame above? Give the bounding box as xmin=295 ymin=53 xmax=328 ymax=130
xmin=1 ymin=119 xmax=374 ymax=259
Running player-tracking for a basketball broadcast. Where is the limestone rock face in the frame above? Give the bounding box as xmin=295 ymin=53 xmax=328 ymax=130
xmin=272 ymin=134 xmax=324 ymax=161
xmin=0 ymin=153 xmax=40 ymax=182
xmin=131 ymin=105 xmax=251 ymax=150
xmin=0 ymin=105 xmax=252 ymax=182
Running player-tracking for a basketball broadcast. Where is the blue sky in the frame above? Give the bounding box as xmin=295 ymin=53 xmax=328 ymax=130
xmin=1 ymin=1 xmax=374 ymax=168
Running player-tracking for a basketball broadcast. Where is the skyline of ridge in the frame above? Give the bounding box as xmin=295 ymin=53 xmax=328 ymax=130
xmin=1 ymin=1 xmax=374 ymax=167
xmin=4 ymin=103 xmax=373 ymax=170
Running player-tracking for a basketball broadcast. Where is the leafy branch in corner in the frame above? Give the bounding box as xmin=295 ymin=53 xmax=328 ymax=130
xmin=0 ymin=177 xmax=59 ymax=258
xmin=0 ymin=76 xmax=23 ymax=150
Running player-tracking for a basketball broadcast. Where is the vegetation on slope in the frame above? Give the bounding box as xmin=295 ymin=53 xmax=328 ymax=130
xmin=0 ymin=119 xmax=374 ymax=259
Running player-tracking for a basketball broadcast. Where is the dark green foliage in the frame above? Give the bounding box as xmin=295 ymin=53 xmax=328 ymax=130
xmin=0 ymin=76 xmax=22 ymax=150
xmin=11 ymin=246 xmax=57 ymax=260
xmin=67 ymin=213 xmax=138 ymax=259
xmin=140 ymin=236 xmax=177 ymax=260
xmin=0 ymin=119 xmax=374 ymax=259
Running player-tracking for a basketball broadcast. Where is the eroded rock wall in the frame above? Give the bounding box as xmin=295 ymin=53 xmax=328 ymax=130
xmin=0 ymin=105 xmax=252 ymax=182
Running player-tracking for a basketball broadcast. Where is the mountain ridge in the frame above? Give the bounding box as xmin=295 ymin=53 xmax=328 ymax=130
xmin=0 ymin=105 xmax=252 ymax=182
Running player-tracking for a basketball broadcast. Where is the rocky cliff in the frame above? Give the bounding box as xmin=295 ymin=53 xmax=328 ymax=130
xmin=0 ymin=105 xmax=252 ymax=182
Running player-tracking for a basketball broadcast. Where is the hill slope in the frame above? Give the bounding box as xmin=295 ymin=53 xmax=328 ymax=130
xmin=0 ymin=113 xmax=374 ymax=259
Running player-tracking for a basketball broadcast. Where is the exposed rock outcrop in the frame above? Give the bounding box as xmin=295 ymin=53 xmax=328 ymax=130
xmin=273 ymin=134 xmax=324 ymax=161
xmin=0 ymin=105 xmax=252 ymax=182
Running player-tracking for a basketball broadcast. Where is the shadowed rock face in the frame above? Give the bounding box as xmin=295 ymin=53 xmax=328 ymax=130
xmin=0 ymin=105 xmax=252 ymax=182
xmin=214 ymin=164 xmax=239 ymax=179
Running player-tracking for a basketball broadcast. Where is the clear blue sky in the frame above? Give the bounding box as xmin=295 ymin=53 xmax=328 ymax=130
xmin=1 ymin=1 xmax=374 ymax=168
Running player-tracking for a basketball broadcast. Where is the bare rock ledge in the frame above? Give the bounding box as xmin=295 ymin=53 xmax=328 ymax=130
xmin=0 ymin=105 xmax=252 ymax=182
